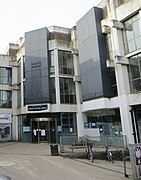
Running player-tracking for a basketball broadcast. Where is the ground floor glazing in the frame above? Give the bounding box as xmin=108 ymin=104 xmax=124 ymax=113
xmin=18 ymin=112 xmax=77 ymax=143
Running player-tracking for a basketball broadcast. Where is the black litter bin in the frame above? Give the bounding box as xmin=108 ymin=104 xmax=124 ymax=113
xmin=50 ymin=144 xmax=59 ymax=156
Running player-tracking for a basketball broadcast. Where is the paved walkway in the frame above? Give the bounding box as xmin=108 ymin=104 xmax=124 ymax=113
xmin=0 ymin=142 xmax=133 ymax=179
xmin=0 ymin=142 xmax=51 ymax=156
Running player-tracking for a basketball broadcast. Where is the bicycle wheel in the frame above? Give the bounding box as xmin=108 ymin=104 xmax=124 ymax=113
xmin=91 ymin=156 xmax=94 ymax=163
xmin=90 ymin=152 xmax=94 ymax=163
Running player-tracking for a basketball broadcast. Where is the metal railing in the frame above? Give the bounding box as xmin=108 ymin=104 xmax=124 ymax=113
xmin=60 ymin=135 xmax=127 ymax=153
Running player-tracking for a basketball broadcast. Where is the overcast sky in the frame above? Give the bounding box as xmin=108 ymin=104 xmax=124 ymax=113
xmin=0 ymin=0 xmax=101 ymax=53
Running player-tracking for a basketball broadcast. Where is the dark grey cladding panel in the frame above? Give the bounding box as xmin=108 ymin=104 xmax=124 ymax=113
xmin=94 ymin=8 xmax=112 ymax=96
xmin=25 ymin=27 xmax=50 ymax=104
xmin=76 ymin=7 xmax=112 ymax=101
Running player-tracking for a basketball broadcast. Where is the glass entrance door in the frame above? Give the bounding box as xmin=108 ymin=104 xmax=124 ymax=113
xmin=32 ymin=120 xmax=49 ymax=143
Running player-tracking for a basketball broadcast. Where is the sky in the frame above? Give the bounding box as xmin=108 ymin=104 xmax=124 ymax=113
xmin=0 ymin=0 xmax=101 ymax=54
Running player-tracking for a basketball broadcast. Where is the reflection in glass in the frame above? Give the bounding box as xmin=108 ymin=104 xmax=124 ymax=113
xmin=128 ymin=40 xmax=136 ymax=52
xmin=60 ymin=78 xmax=76 ymax=104
xmin=0 ymin=67 xmax=12 ymax=85
xmin=130 ymin=56 xmax=140 ymax=79
xmin=132 ymin=79 xmax=141 ymax=92
xmin=135 ymin=37 xmax=141 ymax=49
xmin=58 ymin=50 xmax=74 ymax=75
xmin=123 ymin=14 xmax=141 ymax=53
xmin=61 ymin=113 xmax=77 ymax=135
xmin=128 ymin=53 xmax=141 ymax=93
xmin=0 ymin=90 xmax=12 ymax=108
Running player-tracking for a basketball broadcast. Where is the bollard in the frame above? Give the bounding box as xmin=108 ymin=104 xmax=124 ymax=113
xmin=123 ymin=156 xmax=130 ymax=178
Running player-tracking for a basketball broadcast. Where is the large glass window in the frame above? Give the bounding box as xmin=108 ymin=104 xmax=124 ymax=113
xmin=17 ymin=84 xmax=21 ymax=108
xmin=58 ymin=51 xmax=74 ymax=75
xmin=123 ymin=14 xmax=141 ymax=54
xmin=109 ymin=68 xmax=118 ymax=96
xmin=49 ymin=51 xmax=55 ymax=75
xmin=61 ymin=113 xmax=77 ymax=135
xmin=134 ymin=106 xmax=141 ymax=142
xmin=0 ymin=90 xmax=12 ymax=108
xmin=0 ymin=67 xmax=12 ymax=85
xmin=50 ymin=78 xmax=56 ymax=103
xmin=128 ymin=53 xmax=141 ymax=93
xmin=86 ymin=109 xmax=122 ymax=137
xmin=60 ymin=78 xmax=76 ymax=104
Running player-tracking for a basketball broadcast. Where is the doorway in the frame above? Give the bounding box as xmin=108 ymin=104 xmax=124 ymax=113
xmin=32 ymin=118 xmax=56 ymax=143
xmin=32 ymin=119 xmax=49 ymax=143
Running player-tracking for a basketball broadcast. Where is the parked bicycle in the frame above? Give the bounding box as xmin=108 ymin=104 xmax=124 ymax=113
xmin=87 ymin=144 xmax=94 ymax=163
xmin=105 ymin=146 xmax=114 ymax=163
xmin=79 ymin=136 xmax=94 ymax=163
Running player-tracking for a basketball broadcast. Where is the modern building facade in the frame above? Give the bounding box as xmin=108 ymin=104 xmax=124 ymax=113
xmin=18 ymin=26 xmax=80 ymax=143
xmin=79 ymin=0 xmax=141 ymax=145
xmin=0 ymin=0 xmax=141 ymax=146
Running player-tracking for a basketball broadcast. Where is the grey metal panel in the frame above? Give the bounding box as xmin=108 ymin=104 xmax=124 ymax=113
xmin=22 ymin=133 xmax=32 ymax=142
xmin=95 ymin=8 xmax=113 ymax=97
xmin=76 ymin=7 xmax=112 ymax=101
xmin=25 ymin=27 xmax=50 ymax=104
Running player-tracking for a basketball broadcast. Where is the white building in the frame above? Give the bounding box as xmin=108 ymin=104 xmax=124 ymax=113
xmin=0 ymin=0 xmax=141 ymax=147
xmin=78 ymin=0 xmax=141 ymax=146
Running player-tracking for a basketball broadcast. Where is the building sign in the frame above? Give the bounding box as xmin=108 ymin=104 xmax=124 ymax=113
xmin=31 ymin=62 xmax=41 ymax=68
xmin=0 ymin=114 xmax=11 ymax=123
xmin=28 ymin=104 xmax=48 ymax=111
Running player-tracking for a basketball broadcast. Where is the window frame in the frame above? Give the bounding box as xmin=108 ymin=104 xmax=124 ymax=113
xmin=0 ymin=90 xmax=12 ymax=108
xmin=123 ymin=14 xmax=141 ymax=54
xmin=128 ymin=53 xmax=141 ymax=93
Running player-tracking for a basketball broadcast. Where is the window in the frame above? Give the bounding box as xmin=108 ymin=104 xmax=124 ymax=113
xmin=17 ymin=84 xmax=21 ymax=108
xmin=123 ymin=14 xmax=141 ymax=54
xmin=0 ymin=67 xmax=12 ymax=85
xmin=60 ymin=78 xmax=76 ymax=104
xmin=61 ymin=113 xmax=77 ymax=134
xmin=0 ymin=90 xmax=12 ymax=108
xmin=49 ymin=51 xmax=55 ymax=75
xmin=50 ymin=78 xmax=56 ymax=103
xmin=128 ymin=53 xmax=141 ymax=93
xmin=109 ymin=68 xmax=118 ymax=96
xmin=58 ymin=51 xmax=74 ymax=75
xmin=18 ymin=60 xmax=21 ymax=83
xmin=87 ymin=109 xmax=122 ymax=136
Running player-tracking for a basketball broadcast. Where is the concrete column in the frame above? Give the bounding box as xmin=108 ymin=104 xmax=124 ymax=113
xmin=54 ymin=49 xmax=60 ymax=108
xmin=73 ymin=52 xmax=84 ymax=137
xmin=12 ymin=116 xmax=18 ymax=141
xmin=11 ymin=60 xmax=18 ymax=141
xmin=111 ymin=27 xmax=134 ymax=144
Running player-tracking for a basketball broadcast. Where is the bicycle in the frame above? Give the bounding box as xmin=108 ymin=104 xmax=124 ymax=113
xmin=87 ymin=144 xmax=94 ymax=163
xmin=105 ymin=146 xmax=114 ymax=163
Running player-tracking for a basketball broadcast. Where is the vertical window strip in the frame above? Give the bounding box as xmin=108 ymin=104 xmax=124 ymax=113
xmin=129 ymin=53 xmax=141 ymax=93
